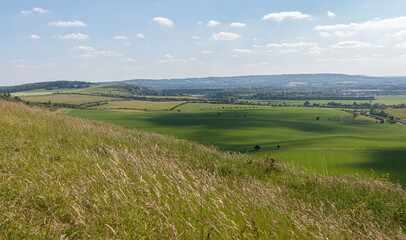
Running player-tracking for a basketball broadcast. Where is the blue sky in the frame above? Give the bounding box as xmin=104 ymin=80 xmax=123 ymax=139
xmin=1 ymin=0 xmax=406 ymax=85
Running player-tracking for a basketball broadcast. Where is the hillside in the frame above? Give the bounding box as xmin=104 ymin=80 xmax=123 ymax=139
xmin=113 ymin=74 xmax=406 ymax=90
xmin=0 ymin=99 xmax=405 ymax=239
xmin=0 ymin=81 xmax=92 ymax=94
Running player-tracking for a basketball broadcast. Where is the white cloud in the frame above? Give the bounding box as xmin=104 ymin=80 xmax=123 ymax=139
xmin=20 ymin=7 xmax=49 ymax=15
xmin=386 ymin=31 xmax=406 ymax=38
xmin=125 ymin=58 xmax=136 ymax=62
xmin=192 ymin=35 xmax=200 ymax=40
xmin=57 ymin=33 xmax=90 ymax=40
xmin=13 ymin=63 xmax=55 ymax=70
xmin=234 ymin=48 xmax=253 ymax=53
xmin=157 ymin=57 xmax=198 ymax=64
xmin=207 ymin=20 xmax=221 ymax=27
xmin=395 ymin=42 xmax=406 ymax=48
xmin=113 ymin=35 xmax=128 ymax=40
xmin=9 ymin=59 xmax=24 ymax=63
xmin=263 ymin=11 xmax=311 ymax=21
xmin=327 ymin=11 xmax=336 ymax=18
xmin=49 ymin=20 xmax=87 ymax=27
xmin=266 ymin=42 xmax=318 ymax=48
xmin=305 ymin=46 xmax=326 ymax=55
xmin=151 ymin=17 xmax=174 ymax=27
xmin=137 ymin=33 xmax=145 ymax=39
xmin=73 ymin=50 xmax=123 ymax=58
xmin=212 ymin=32 xmax=241 ymax=41
xmin=25 ymin=34 xmax=40 ymax=39
xmin=73 ymin=46 xmax=95 ymax=51
xmin=331 ymin=41 xmax=384 ymax=48
xmin=320 ymin=31 xmax=356 ymax=37
xmin=33 ymin=7 xmax=49 ymax=14
xmin=202 ymin=50 xmax=213 ymax=54
xmin=196 ymin=21 xmax=204 ymax=25
xmin=164 ymin=54 xmax=173 ymax=59
xmin=314 ymin=16 xmax=406 ymax=31
xmin=230 ymin=22 xmax=246 ymax=27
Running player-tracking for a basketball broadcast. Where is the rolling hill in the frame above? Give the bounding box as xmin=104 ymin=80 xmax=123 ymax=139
xmin=0 ymin=99 xmax=405 ymax=239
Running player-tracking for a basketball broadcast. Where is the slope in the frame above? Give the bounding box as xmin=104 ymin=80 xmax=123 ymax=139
xmin=0 ymin=100 xmax=405 ymax=239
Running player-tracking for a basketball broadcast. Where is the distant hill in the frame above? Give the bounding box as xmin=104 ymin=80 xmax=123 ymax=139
xmin=0 ymin=81 xmax=92 ymax=94
xmin=0 ymin=98 xmax=405 ymax=238
xmin=107 ymin=74 xmax=406 ymax=90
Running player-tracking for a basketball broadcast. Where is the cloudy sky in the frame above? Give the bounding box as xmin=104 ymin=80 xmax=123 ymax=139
xmin=1 ymin=0 xmax=406 ymax=85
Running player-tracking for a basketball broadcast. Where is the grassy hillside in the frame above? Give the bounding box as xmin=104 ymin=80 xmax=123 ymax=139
xmin=1 ymin=99 xmax=405 ymax=239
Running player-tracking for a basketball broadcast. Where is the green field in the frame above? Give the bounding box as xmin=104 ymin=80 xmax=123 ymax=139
xmin=91 ymin=100 xmax=185 ymax=111
xmin=240 ymin=95 xmax=406 ymax=105
xmin=386 ymin=108 xmax=406 ymax=120
xmin=66 ymin=103 xmax=406 ymax=184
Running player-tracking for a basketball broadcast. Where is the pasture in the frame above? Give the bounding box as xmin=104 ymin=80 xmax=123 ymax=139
xmin=66 ymin=103 xmax=406 ymax=184
xmin=90 ymin=100 xmax=185 ymax=111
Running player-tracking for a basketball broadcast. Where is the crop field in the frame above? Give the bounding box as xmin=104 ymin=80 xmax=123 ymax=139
xmin=21 ymin=94 xmax=118 ymax=104
xmin=12 ymin=88 xmax=80 ymax=97
xmin=240 ymin=95 xmax=406 ymax=106
xmin=91 ymin=100 xmax=185 ymax=111
xmin=66 ymin=103 xmax=406 ymax=184
xmin=386 ymin=108 xmax=406 ymax=120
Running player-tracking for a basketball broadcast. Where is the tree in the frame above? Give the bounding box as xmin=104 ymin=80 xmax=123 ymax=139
xmin=254 ymin=145 xmax=261 ymax=150
xmin=276 ymin=145 xmax=280 ymax=150
xmin=316 ymin=116 xmax=320 ymax=120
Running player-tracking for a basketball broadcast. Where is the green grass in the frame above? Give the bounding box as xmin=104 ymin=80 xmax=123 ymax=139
xmin=241 ymin=95 xmax=406 ymax=105
xmin=91 ymin=100 xmax=185 ymax=111
xmin=386 ymin=108 xmax=406 ymax=120
xmin=66 ymin=104 xmax=406 ymax=183
xmin=1 ymin=99 xmax=406 ymax=239
xmin=12 ymin=88 xmax=80 ymax=97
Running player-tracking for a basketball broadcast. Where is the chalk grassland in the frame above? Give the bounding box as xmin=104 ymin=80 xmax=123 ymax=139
xmin=12 ymin=88 xmax=80 ymax=97
xmin=20 ymin=94 xmax=119 ymax=105
xmin=240 ymin=95 xmax=406 ymax=105
xmin=67 ymin=103 xmax=406 ymax=184
xmin=1 ymin=99 xmax=405 ymax=239
xmin=386 ymin=108 xmax=406 ymax=120
xmin=90 ymin=100 xmax=185 ymax=111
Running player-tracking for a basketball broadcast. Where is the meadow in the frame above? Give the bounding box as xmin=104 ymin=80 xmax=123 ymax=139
xmin=1 ymin=99 xmax=406 ymax=239
xmin=386 ymin=108 xmax=406 ymax=120
xmin=90 ymin=100 xmax=185 ymax=111
xmin=20 ymin=94 xmax=118 ymax=105
xmin=67 ymin=103 xmax=406 ymax=184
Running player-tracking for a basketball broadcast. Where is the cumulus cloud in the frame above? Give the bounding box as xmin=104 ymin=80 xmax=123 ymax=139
xmin=234 ymin=48 xmax=253 ymax=53
xmin=164 ymin=54 xmax=173 ymax=59
xmin=73 ymin=46 xmax=95 ymax=51
xmin=25 ymin=34 xmax=40 ymax=39
xmin=266 ymin=42 xmax=318 ymax=48
xmin=212 ymin=32 xmax=241 ymax=41
xmin=314 ymin=16 xmax=406 ymax=31
xmin=327 ymin=11 xmax=336 ymax=18
xmin=207 ymin=20 xmax=221 ymax=26
xmin=395 ymin=42 xmax=406 ymax=48
xmin=73 ymin=50 xmax=124 ymax=58
xmin=57 ymin=33 xmax=90 ymax=40
xmin=230 ymin=22 xmax=246 ymax=27
xmin=202 ymin=50 xmax=213 ymax=54
xmin=386 ymin=30 xmax=406 ymax=38
xmin=157 ymin=57 xmax=198 ymax=64
xmin=320 ymin=31 xmax=356 ymax=37
xmin=331 ymin=41 xmax=384 ymax=48
xmin=137 ymin=33 xmax=145 ymax=39
xmin=151 ymin=17 xmax=174 ymax=27
xmin=263 ymin=11 xmax=311 ymax=21
xmin=113 ymin=35 xmax=128 ymax=40
xmin=20 ymin=7 xmax=49 ymax=15
xmin=192 ymin=35 xmax=200 ymax=39
xmin=49 ymin=20 xmax=87 ymax=27
xmin=196 ymin=21 xmax=204 ymax=25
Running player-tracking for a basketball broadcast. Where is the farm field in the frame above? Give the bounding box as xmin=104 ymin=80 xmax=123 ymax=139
xmin=20 ymin=94 xmax=118 ymax=104
xmin=12 ymin=88 xmax=80 ymax=97
xmin=240 ymin=95 xmax=406 ymax=106
xmin=386 ymin=108 xmax=406 ymax=120
xmin=66 ymin=103 xmax=406 ymax=184
xmin=90 ymin=100 xmax=185 ymax=111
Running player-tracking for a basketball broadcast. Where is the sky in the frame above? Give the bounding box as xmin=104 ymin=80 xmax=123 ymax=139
xmin=1 ymin=0 xmax=406 ymax=85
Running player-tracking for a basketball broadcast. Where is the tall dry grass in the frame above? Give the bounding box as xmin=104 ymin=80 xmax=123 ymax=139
xmin=0 ymin=100 xmax=405 ymax=239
